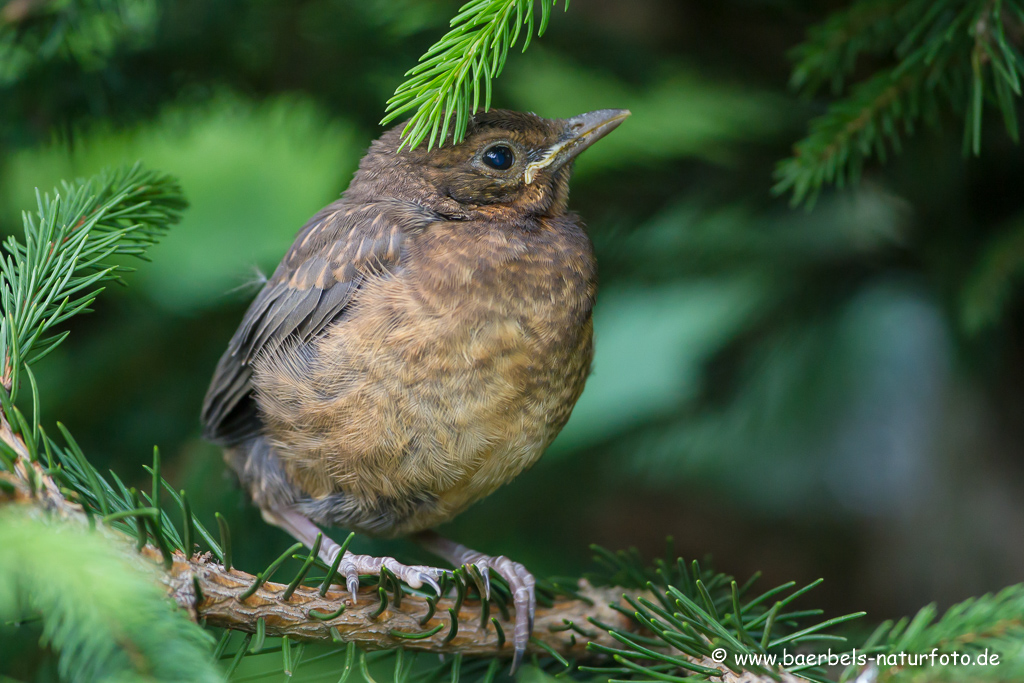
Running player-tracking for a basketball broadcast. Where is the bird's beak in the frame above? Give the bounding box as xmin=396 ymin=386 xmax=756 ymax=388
xmin=524 ymin=109 xmax=631 ymax=184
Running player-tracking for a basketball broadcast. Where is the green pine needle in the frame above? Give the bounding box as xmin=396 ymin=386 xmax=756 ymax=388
xmin=0 ymin=162 xmax=186 ymax=402
xmin=778 ymin=0 xmax=1024 ymax=206
xmin=381 ymin=0 xmax=568 ymax=151
xmin=839 ymin=585 xmax=1024 ymax=682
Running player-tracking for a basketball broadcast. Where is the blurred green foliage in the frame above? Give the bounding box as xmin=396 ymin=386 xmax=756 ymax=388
xmin=0 ymin=509 xmax=219 ymax=683
xmin=5 ymin=0 xmax=1024 ymax=680
xmin=2 ymin=94 xmax=359 ymax=310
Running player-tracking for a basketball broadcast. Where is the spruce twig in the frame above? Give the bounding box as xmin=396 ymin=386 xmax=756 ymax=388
xmin=381 ymin=0 xmax=568 ymax=150
xmin=779 ymin=0 xmax=1024 ymax=205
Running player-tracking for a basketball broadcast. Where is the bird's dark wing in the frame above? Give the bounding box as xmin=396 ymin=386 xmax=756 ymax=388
xmin=201 ymin=198 xmax=438 ymax=445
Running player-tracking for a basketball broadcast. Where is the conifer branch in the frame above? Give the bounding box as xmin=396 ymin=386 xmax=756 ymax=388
xmin=381 ymin=0 xmax=567 ymax=150
xmin=0 ymin=390 xmax=829 ymax=683
xmin=788 ymin=0 xmax=915 ymax=96
xmin=779 ymin=0 xmax=1024 ymax=205
xmin=0 ymin=163 xmax=185 ymax=398
xmin=774 ymin=63 xmax=936 ymax=205
xmin=160 ymin=549 xmax=636 ymax=660
xmin=0 ymin=450 xmax=799 ymax=683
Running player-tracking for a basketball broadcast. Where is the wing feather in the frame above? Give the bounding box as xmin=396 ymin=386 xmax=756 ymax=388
xmin=201 ymin=198 xmax=439 ymax=445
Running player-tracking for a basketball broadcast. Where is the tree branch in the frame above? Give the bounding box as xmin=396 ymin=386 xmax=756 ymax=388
xmin=0 ymin=412 xmax=801 ymax=682
xmin=0 ymin=413 xmax=634 ymax=661
xmin=162 ymin=548 xmax=634 ymax=658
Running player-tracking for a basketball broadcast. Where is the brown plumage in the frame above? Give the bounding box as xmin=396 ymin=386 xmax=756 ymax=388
xmin=201 ymin=108 xmax=629 ymax=668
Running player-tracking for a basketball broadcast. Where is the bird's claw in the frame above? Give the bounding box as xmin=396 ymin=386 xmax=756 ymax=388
xmin=464 ymin=555 xmax=535 ymax=673
xmin=346 ymin=574 xmax=359 ymax=603
xmin=326 ymin=547 xmax=534 ymax=672
xmin=335 ymin=553 xmax=447 ymax=604
xmin=418 ymin=571 xmax=443 ymax=596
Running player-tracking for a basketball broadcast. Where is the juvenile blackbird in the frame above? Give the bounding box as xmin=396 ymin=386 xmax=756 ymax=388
xmin=201 ymin=107 xmax=629 ymax=667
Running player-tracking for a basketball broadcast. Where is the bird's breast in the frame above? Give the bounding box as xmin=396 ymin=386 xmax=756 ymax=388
xmin=253 ymin=216 xmax=596 ymax=536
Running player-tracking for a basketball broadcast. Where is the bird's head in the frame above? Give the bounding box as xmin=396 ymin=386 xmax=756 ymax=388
xmin=352 ymin=108 xmax=630 ymax=221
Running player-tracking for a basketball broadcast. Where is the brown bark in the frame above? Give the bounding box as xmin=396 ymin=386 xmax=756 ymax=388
xmin=162 ymin=547 xmax=633 ymax=658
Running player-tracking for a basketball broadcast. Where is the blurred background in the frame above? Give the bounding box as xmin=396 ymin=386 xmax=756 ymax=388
xmin=3 ymin=0 xmax=1024 ymax=653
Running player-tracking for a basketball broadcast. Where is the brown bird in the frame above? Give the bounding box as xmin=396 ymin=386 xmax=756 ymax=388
xmin=201 ymin=107 xmax=629 ymax=667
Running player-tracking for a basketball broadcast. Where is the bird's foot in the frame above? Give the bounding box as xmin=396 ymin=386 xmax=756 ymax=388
xmin=331 ymin=551 xmax=448 ymax=602
xmin=463 ymin=552 xmax=536 ymax=668
xmin=261 ymin=507 xmax=447 ymax=601
xmin=415 ymin=531 xmax=536 ymax=673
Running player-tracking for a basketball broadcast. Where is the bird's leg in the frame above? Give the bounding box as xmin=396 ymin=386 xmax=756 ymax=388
xmin=414 ymin=530 xmax=536 ymax=672
xmin=261 ymin=507 xmax=446 ymax=600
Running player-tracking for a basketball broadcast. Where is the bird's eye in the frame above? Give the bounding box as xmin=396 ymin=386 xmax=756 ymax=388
xmin=482 ymin=145 xmax=514 ymax=170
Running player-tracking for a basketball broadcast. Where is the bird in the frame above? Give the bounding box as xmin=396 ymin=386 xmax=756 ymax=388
xmin=201 ymin=107 xmax=629 ymax=669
